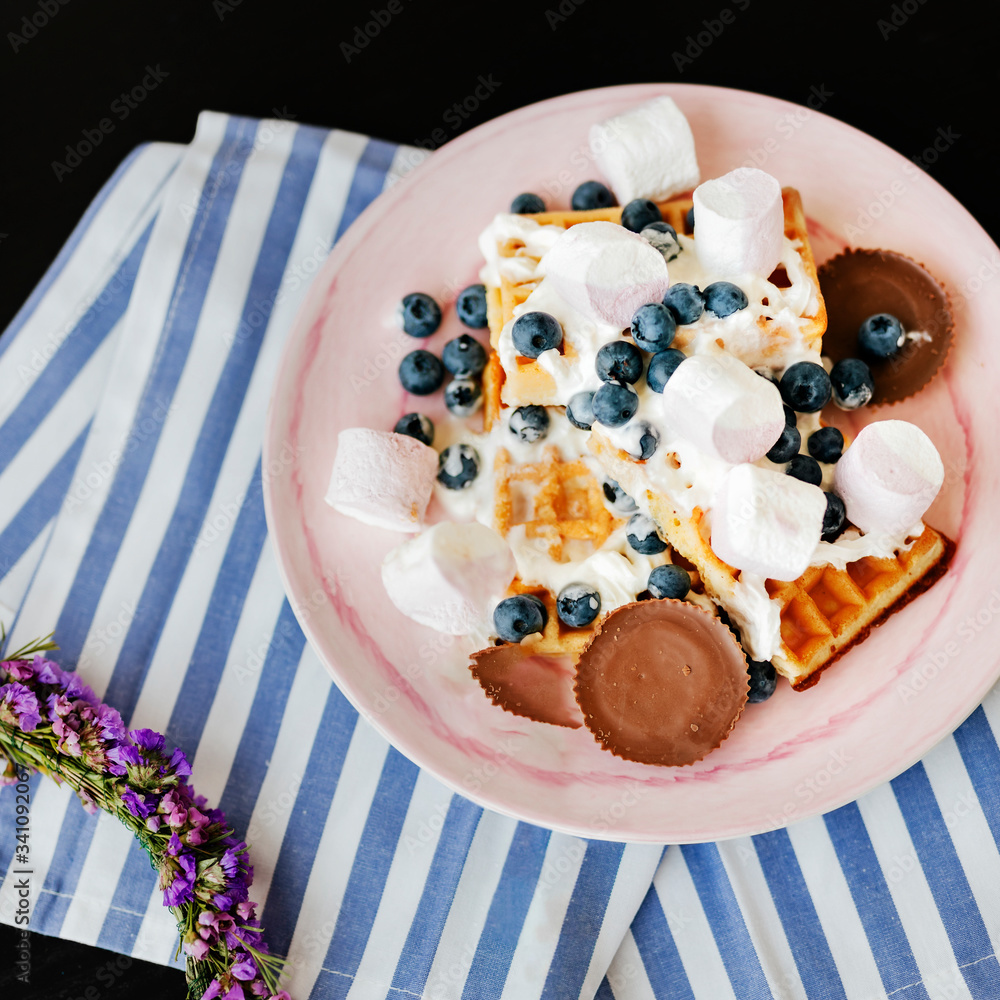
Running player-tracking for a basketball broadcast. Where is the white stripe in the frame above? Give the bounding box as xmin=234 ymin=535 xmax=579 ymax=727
xmin=346 ymin=773 xmax=456 ymax=999
xmin=578 ymin=844 xmax=662 ymax=1000
xmin=603 ymin=929 xmax=657 ymax=1000
xmin=497 ymin=833 xmax=588 ymax=1000
xmin=785 ymin=817 xmax=885 ymax=999
xmin=0 ymin=143 xmax=181 ymax=423
xmin=282 ymin=722 xmax=387 ymax=999
xmin=56 ymin=810 xmax=135 ymax=947
xmin=654 ymin=850 xmax=738 ymax=1000
xmin=856 ymin=784 xmax=974 ymax=1000
xmin=9 ymin=115 xmax=228 ymax=653
xmin=383 ymin=144 xmax=430 ymax=190
xmin=0 ymin=522 xmax=53 ymax=621
xmin=715 ymin=839 xmax=806 ymax=1000
xmin=419 ymin=812 xmax=515 ymax=1000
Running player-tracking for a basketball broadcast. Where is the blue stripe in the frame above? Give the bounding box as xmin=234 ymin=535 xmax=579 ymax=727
xmin=628 ymin=884 xmax=696 ymax=1000
xmin=309 ymin=751 xmax=419 ymax=1000
xmin=217 ymin=597 xmax=307 ymax=837
xmin=0 ymin=222 xmax=152 ymax=478
xmin=824 ymin=801 xmax=929 ymax=999
xmin=593 ymin=978 xmax=616 ymax=1000
xmin=892 ymin=763 xmax=1000 ymax=997
xmin=540 ymin=841 xmax=625 ymax=1000
xmin=953 ymin=707 xmax=1000 ymax=852
xmin=0 ymin=144 xmax=172 ymax=355
xmin=461 ymin=823 xmax=552 ymax=999
xmin=389 ymin=796 xmax=483 ymax=996
xmin=752 ymin=828 xmax=848 ymax=999
xmin=0 ymin=424 xmax=90 ymax=581
xmin=51 ymin=115 xmax=253 ymax=669
xmin=331 ymin=138 xmax=398 ymax=242
xmin=101 ymin=124 xmax=326 ymax=724
xmin=261 ymin=683 xmax=359 ymax=957
xmin=680 ymin=842 xmax=773 ymax=998
xmin=0 ymin=772 xmax=45 ymax=883
xmin=92 ymin=837 xmax=154 ymax=952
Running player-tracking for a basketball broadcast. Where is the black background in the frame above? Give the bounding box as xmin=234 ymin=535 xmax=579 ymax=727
xmin=1 ymin=0 xmax=998 ymax=996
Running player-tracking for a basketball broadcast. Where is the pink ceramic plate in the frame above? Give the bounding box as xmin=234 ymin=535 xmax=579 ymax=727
xmin=263 ymin=84 xmax=999 ymax=843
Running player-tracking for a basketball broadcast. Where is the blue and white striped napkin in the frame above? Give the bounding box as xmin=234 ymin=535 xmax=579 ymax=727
xmin=2 ymin=110 xmax=1000 ymax=1000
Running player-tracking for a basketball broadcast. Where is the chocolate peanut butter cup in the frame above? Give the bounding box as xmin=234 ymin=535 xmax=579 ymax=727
xmin=574 ymin=600 xmax=749 ymax=766
xmin=818 ymin=248 xmax=954 ymax=407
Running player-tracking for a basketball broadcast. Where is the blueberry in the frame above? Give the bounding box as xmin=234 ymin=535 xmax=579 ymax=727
xmin=509 ymin=404 xmax=549 ymax=443
xmin=648 ymin=563 xmax=690 ymax=600
xmin=456 ymin=284 xmax=488 ymax=329
xmin=626 ymin=513 xmax=667 ymax=554
xmin=808 ymin=426 xmax=844 ymax=463
xmin=786 ymin=454 xmax=822 ymax=487
xmin=858 ymin=312 xmax=904 ymax=359
xmin=784 ymin=403 xmax=796 ymax=426
xmin=821 ymin=491 xmax=847 ymax=542
xmin=400 ymin=292 xmax=442 ymax=338
xmin=704 ymin=281 xmax=749 ymax=318
xmin=602 ymin=479 xmax=637 ymax=515
xmin=393 ymin=412 xmax=434 ymax=446
xmin=830 ymin=358 xmax=875 ymax=410
xmin=646 ymin=348 xmax=687 ymax=392
xmin=444 ymin=378 xmax=482 ymax=417
xmin=662 ymin=282 xmax=705 ymax=325
xmin=399 ymin=350 xmax=445 ymax=395
xmin=779 ymin=362 xmax=832 ymax=413
xmin=621 ymin=198 xmax=662 ymax=233
xmin=442 ymin=334 xmax=488 ymax=377
xmin=566 ymin=390 xmax=596 ymax=430
xmin=556 ymin=583 xmax=602 ymax=627
xmin=747 ymin=659 xmax=777 ymax=703
xmin=592 ymin=382 xmax=639 ymax=427
xmin=631 ymin=302 xmax=677 ymax=353
xmin=767 ymin=424 xmax=801 ymax=463
xmin=437 ymin=444 xmax=480 ymax=489
xmin=511 ymin=311 xmax=562 ymax=358
xmin=596 ymin=340 xmax=644 ymax=384
xmin=627 ymin=420 xmax=660 ymax=461
xmin=571 ymin=180 xmax=616 ymax=210
xmin=510 ymin=192 xmax=545 ymax=214
xmin=684 ymin=206 xmax=695 ymax=233
xmin=493 ymin=593 xmax=547 ymax=642
xmin=640 ymin=222 xmax=681 ymax=261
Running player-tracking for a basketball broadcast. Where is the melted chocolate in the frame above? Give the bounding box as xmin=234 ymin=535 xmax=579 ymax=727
xmin=574 ymin=601 xmax=748 ymax=766
xmin=818 ymin=249 xmax=953 ymax=406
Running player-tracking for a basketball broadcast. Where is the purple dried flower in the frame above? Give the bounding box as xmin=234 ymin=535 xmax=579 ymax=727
xmin=130 ymin=728 xmax=165 ymax=753
xmin=201 ymin=981 xmax=223 ymax=1000
xmin=223 ymin=984 xmax=245 ymax=1000
xmin=60 ymin=671 xmax=97 ymax=703
xmin=231 ymin=954 xmax=257 ymax=981
xmin=33 ymin=655 xmax=62 ymax=684
xmin=107 ymin=743 xmax=142 ymax=769
xmin=184 ymin=936 xmax=211 ymax=961
xmin=168 ymin=746 xmax=192 ymax=776
xmin=161 ymin=852 xmax=196 ymax=907
xmin=3 ymin=660 xmax=35 ymax=682
xmin=122 ymin=789 xmax=153 ymax=819
xmin=0 ymin=682 xmax=42 ymax=732
xmin=166 ymin=832 xmax=184 ymax=857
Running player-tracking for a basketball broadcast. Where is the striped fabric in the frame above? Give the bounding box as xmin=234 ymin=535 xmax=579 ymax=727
xmin=1 ymin=111 xmax=999 ymax=1000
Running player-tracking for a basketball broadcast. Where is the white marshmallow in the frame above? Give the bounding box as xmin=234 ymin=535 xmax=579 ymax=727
xmin=659 ymin=353 xmax=785 ymax=463
xmin=326 ymin=428 xmax=437 ymax=533
xmin=381 ymin=522 xmax=517 ymax=634
xmin=833 ymin=420 xmax=944 ymax=536
xmin=711 ymin=464 xmax=827 ymax=581
xmin=540 ymin=221 xmax=670 ymax=328
xmin=692 ymin=167 xmax=784 ymax=278
xmin=589 ymin=96 xmax=700 ymax=204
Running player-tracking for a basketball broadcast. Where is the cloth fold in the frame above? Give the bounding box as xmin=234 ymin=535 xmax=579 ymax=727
xmin=2 ymin=110 xmax=1000 ymax=1000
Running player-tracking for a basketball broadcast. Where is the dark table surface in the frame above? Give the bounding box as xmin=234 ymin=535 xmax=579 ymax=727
xmin=2 ymin=0 xmax=997 ymax=996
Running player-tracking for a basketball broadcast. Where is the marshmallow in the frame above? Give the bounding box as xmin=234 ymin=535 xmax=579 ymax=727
xmin=326 ymin=428 xmax=437 ymax=533
xmin=589 ymin=96 xmax=700 ymax=204
xmin=381 ymin=522 xmax=517 ymax=634
xmin=692 ymin=167 xmax=784 ymax=278
xmin=541 ymin=221 xmax=670 ymax=328
xmin=711 ymin=464 xmax=827 ymax=581
xmin=659 ymin=353 xmax=784 ymax=463
xmin=833 ymin=420 xmax=944 ymax=536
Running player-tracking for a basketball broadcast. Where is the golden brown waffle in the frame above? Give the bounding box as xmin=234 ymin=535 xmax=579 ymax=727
xmin=492 ymin=444 xmax=619 ymax=656
xmin=482 ymin=188 xmax=826 ymax=428
xmin=588 ymin=433 xmax=953 ymax=689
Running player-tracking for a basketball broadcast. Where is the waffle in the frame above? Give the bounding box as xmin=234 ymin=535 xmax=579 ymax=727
xmin=589 ymin=433 xmax=954 ymax=689
xmin=482 ymin=188 xmax=826 ymax=428
xmin=492 ymin=444 xmax=619 ymax=657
